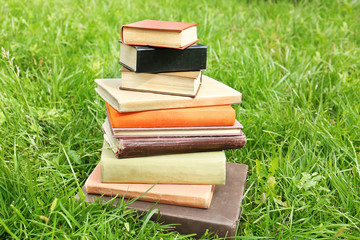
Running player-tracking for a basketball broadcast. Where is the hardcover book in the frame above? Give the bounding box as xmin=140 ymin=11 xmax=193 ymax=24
xmin=121 ymin=19 xmax=198 ymax=49
xmin=106 ymin=103 xmax=235 ymax=128
xmin=77 ymin=163 xmax=248 ymax=238
xmin=104 ymin=116 xmax=243 ymax=138
xmin=102 ymin=119 xmax=246 ymax=158
xmin=119 ymin=42 xmax=207 ymax=73
xmin=85 ymin=163 xmax=215 ymax=208
xmin=120 ymin=67 xmax=202 ymax=97
xmin=100 ymin=141 xmax=226 ymax=185
xmin=95 ymin=75 xmax=242 ymax=112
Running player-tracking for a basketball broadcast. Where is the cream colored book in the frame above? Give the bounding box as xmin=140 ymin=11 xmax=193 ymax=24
xmin=120 ymin=68 xmax=202 ymax=97
xmin=104 ymin=118 xmax=243 ymax=137
xmin=100 ymin=141 xmax=226 ymax=185
xmin=85 ymin=162 xmax=215 ymax=208
xmin=95 ymin=75 xmax=242 ymax=112
xmin=121 ymin=20 xmax=198 ymax=49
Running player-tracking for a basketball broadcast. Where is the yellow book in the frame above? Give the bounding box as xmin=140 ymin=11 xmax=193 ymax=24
xmin=100 ymin=141 xmax=226 ymax=185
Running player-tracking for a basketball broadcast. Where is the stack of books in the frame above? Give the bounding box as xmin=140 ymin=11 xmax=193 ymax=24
xmin=80 ymin=20 xmax=248 ymax=238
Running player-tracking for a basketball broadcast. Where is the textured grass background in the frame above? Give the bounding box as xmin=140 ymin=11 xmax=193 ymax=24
xmin=0 ymin=0 xmax=359 ymax=239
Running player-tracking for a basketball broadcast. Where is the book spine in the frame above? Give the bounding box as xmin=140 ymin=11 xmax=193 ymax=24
xmin=114 ymin=135 xmax=246 ymax=158
xmin=100 ymin=151 xmax=226 ymax=185
xmin=135 ymin=46 xmax=207 ymax=73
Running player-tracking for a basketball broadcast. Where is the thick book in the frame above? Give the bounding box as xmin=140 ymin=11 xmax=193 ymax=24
xmin=100 ymin=141 xmax=226 ymax=185
xmin=119 ymin=42 xmax=207 ymax=73
xmin=120 ymin=67 xmax=202 ymax=97
xmin=95 ymin=75 xmax=242 ymax=112
xmin=102 ymin=118 xmax=246 ymax=158
xmin=121 ymin=20 xmax=198 ymax=49
xmin=104 ymin=116 xmax=243 ymax=138
xmin=106 ymin=103 xmax=235 ymax=128
xmin=77 ymin=163 xmax=248 ymax=238
xmin=85 ymin=162 xmax=214 ymax=209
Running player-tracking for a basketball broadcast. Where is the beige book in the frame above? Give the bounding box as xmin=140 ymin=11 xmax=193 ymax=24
xmin=85 ymin=162 xmax=215 ymax=208
xmin=100 ymin=141 xmax=226 ymax=185
xmin=120 ymin=68 xmax=202 ymax=97
xmin=121 ymin=20 xmax=198 ymax=49
xmin=95 ymin=75 xmax=242 ymax=112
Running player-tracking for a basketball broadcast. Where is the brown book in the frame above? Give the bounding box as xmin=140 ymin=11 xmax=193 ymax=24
xmin=103 ymin=118 xmax=246 ymax=158
xmin=121 ymin=20 xmax=199 ymax=49
xmin=77 ymin=163 xmax=248 ymax=238
xmin=85 ymin=162 xmax=214 ymax=208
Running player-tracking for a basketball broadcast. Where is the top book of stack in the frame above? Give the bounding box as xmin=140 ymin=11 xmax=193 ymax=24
xmin=121 ymin=19 xmax=199 ymax=49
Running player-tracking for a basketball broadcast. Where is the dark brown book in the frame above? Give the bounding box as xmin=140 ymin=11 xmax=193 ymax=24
xmin=76 ymin=163 xmax=248 ymax=238
xmin=105 ymin=134 xmax=247 ymax=158
xmin=103 ymin=117 xmax=246 ymax=158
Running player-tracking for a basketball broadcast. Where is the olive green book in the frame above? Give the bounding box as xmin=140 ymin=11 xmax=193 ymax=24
xmin=100 ymin=141 xmax=226 ymax=185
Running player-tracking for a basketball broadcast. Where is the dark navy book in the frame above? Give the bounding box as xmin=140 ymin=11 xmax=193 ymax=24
xmin=119 ymin=41 xmax=207 ymax=73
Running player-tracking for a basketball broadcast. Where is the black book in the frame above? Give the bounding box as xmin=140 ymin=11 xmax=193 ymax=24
xmin=76 ymin=163 xmax=248 ymax=238
xmin=119 ymin=41 xmax=207 ymax=73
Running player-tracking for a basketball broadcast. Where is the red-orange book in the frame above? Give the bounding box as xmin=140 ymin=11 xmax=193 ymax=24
xmin=106 ymin=102 xmax=235 ymax=128
xmin=85 ymin=162 xmax=214 ymax=209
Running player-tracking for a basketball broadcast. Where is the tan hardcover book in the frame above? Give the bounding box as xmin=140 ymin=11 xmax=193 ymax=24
xmin=95 ymin=75 xmax=242 ymax=112
xmin=120 ymin=67 xmax=202 ymax=97
xmin=100 ymin=141 xmax=226 ymax=185
xmin=121 ymin=20 xmax=198 ymax=49
xmin=85 ymin=162 xmax=214 ymax=209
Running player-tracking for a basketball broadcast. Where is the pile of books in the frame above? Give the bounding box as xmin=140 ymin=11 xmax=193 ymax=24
xmin=80 ymin=20 xmax=248 ymax=238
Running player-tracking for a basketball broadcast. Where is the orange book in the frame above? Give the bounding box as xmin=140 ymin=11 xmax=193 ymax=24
xmin=106 ymin=102 xmax=235 ymax=128
xmin=85 ymin=162 xmax=214 ymax=208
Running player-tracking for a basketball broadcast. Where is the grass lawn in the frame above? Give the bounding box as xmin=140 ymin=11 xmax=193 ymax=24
xmin=1 ymin=0 xmax=359 ymax=238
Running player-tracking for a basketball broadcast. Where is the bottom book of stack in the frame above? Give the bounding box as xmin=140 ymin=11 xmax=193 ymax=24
xmin=77 ymin=162 xmax=248 ymax=238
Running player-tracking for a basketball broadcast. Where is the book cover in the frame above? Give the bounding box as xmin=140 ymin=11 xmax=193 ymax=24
xmin=106 ymin=102 xmax=235 ymax=128
xmin=120 ymin=68 xmax=202 ymax=97
xmin=121 ymin=20 xmax=199 ymax=49
xmin=102 ymin=118 xmax=246 ymax=158
xmin=77 ymin=163 xmax=248 ymax=238
xmin=119 ymin=42 xmax=207 ymax=73
xmin=85 ymin=162 xmax=215 ymax=209
xmin=95 ymin=75 xmax=242 ymax=112
xmin=100 ymin=141 xmax=226 ymax=185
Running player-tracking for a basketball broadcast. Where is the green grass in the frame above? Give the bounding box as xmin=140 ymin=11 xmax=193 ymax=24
xmin=1 ymin=0 xmax=359 ymax=238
